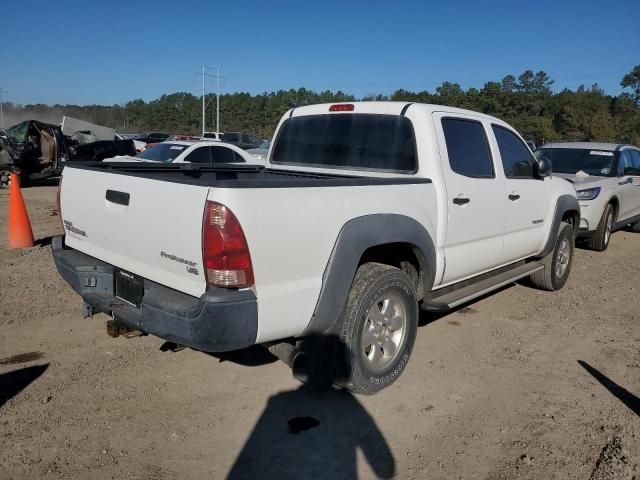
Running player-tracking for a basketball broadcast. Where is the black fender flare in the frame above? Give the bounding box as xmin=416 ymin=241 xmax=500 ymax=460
xmin=301 ymin=214 xmax=436 ymax=335
xmin=537 ymin=194 xmax=580 ymax=258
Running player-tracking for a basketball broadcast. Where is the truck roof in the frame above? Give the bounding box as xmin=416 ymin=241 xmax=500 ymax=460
xmin=289 ymin=101 xmax=510 ymax=125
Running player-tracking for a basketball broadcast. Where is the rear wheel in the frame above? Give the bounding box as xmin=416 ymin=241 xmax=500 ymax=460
xmin=337 ymin=262 xmax=418 ymax=395
xmin=588 ymin=204 xmax=615 ymax=251
xmin=530 ymin=222 xmax=574 ymax=291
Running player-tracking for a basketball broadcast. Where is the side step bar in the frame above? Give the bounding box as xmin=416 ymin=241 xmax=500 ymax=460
xmin=421 ymin=262 xmax=543 ymax=313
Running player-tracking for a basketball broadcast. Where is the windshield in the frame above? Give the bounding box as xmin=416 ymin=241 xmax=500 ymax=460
xmin=4 ymin=121 xmax=29 ymax=143
xmin=136 ymin=143 xmax=188 ymax=162
xmin=258 ymin=140 xmax=271 ymax=149
xmin=271 ymin=114 xmax=417 ymax=172
xmin=535 ymin=148 xmax=616 ymax=176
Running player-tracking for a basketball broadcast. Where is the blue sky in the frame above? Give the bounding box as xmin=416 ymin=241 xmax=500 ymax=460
xmin=2 ymin=0 xmax=638 ymax=105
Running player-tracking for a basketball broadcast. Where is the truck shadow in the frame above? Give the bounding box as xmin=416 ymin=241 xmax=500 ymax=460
xmin=0 ymin=364 xmax=49 ymax=409
xmin=225 ymin=335 xmax=395 ymax=480
xmin=578 ymin=360 xmax=640 ymax=417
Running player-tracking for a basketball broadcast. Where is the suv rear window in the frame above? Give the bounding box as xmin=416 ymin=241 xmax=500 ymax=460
xmin=271 ymin=114 xmax=417 ymax=172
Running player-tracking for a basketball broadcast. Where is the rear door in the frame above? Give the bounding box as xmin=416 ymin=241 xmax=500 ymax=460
xmin=491 ymin=124 xmax=554 ymax=261
xmin=60 ymin=166 xmax=210 ymax=297
xmin=625 ymin=149 xmax=640 ymax=220
xmin=433 ymin=113 xmax=506 ymax=284
xmin=615 ymin=150 xmax=636 ymax=221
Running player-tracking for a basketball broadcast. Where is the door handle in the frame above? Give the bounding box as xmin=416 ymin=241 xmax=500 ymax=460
xmin=508 ymin=194 xmax=520 ymax=201
xmin=106 ymin=190 xmax=130 ymax=206
xmin=453 ymin=197 xmax=470 ymax=205
xmin=618 ymin=178 xmax=633 ymax=185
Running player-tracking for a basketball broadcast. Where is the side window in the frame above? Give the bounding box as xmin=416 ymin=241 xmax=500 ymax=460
xmin=184 ymin=147 xmax=212 ymax=164
xmin=212 ymin=147 xmax=237 ymax=164
xmin=241 ymin=133 xmax=251 ymax=143
xmin=233 ymin=151 xmax=246 ymax=163
xmin=628 ymin=150 xmax=640 ymax=169
xmin=441 ymin=118 xmax=494 ymax=178
xmin=618 ymin=151 xmax=631 ymax=175
xmin=492 ymin=125 xmax=535 ymax=178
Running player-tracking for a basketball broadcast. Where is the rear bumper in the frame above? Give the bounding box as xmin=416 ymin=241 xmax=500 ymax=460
xmin=51 ymin=236 xmax=258 ymax=352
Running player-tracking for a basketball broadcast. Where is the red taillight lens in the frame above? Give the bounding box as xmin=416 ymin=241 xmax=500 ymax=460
xmin=329 ymin=104 xmax=354 ymax=112
xmin=202 ymin=201 xmax=254 ymax=288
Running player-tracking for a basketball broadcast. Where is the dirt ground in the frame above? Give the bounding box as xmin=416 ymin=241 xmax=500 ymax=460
xmin=0 ymin=184 xmax=638 ymax=480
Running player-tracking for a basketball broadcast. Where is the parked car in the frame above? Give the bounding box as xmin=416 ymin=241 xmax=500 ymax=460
xmin=220 ymin=132 xmax=264 ymax=149
xmin=0 ymin=119 xmax=135 ymax=186
xmin=202 ymin=132 xmax=223 ymax=141
xmin=108 ymin=140 xmax=259 ymax=165
xmin=535 ymin=142 xmax=640 ymax=250
xmin=53 ymin=102 xmax=579 ymax=394
xmin=246 ymin=140 xmax=271 ymax=162
xmin=133 ymin=132 xmax=169 ymax=144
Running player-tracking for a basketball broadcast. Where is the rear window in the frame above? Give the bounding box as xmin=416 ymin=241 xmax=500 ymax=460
xmin=270 ymin=114 xmax=417 ymax=172
xmin=136 ymin=143 xmax=187 ymax=162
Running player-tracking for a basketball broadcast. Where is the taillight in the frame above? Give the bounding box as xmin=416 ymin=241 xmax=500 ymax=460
xmin=202 ymin=201 xmax=254 ymax=288
xmin=329 ymin=104 xmax=354 ymax=112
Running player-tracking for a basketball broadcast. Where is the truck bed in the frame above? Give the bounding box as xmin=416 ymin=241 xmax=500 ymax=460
xmin=66 ymin=161 xmax=431 ymax=188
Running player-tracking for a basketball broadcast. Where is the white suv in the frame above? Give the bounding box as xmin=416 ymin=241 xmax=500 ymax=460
xmin=536 ymin=142 xmax=640 ymax=250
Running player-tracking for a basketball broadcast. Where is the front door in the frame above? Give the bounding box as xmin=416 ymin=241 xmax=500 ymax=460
xmin=490 ymin=124 xmax=554 ymax=261
xmin=433 ymin=113 xmax=506 ymax=284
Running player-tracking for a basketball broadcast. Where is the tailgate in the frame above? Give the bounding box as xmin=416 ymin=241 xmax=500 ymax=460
xmin=60 ymin=166 xmax=210 ymax=297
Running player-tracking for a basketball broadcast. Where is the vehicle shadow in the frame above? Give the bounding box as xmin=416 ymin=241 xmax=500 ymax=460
xmin=0 ymin=364 xmax=49 ymax=409
xmin=578 ymin=360 xmax=640 ymax=417
xmin=226 ymin=335 xmax=395 ymax=480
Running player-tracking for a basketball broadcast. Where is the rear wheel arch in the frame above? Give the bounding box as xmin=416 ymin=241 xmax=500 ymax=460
xmin=301 ymin=214 xmax=435 ymax=336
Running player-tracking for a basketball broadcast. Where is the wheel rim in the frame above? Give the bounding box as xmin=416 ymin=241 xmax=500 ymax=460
xmin=361 ymin=292 xmax=407 ymax=372
xmin=604 ymin=212 xmax=613 ymax=245
xmin=555 ymin=237 xmax=571 ymax=279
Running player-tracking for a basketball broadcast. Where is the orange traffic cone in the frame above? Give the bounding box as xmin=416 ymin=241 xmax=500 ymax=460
xmin=8 ymin=173 xmax=35 ymax=249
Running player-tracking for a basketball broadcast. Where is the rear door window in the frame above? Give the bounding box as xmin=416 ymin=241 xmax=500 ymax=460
xmin=441 ymin=118 xmax=494 ymax=178
xmin=213 ymin=146 xmax=243 ymax=164
xmin=184 ymin=147 xmax=212 ymax=164
xmin=492 ymin=125 xmax=535 ymax=178
xmin=271 ymin=114 xmax=417 ymax=172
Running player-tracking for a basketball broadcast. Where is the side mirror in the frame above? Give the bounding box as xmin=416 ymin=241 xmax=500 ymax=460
xmin=623 ymin=167 xmax=640 ymax=176
xmin=535 ymin=157 xmax=552 ymax=178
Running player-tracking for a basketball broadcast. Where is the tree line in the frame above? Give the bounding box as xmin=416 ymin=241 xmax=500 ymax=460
xmin=3 ymin=66 xmax=639 ymax=146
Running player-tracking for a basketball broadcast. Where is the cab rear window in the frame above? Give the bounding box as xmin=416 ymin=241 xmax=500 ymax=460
xmin=271 ymin=114 xmax=417 ymax=173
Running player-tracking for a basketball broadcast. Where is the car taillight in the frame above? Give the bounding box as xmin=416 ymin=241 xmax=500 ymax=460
xmin=202 ymin=201 xmax=254 ymax=288
xmin=329 ymin=104 xmax=354 ymax=112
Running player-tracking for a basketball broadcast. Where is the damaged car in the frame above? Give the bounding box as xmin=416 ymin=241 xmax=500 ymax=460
xmin=0 ymin=119 xmax=136 ymax=186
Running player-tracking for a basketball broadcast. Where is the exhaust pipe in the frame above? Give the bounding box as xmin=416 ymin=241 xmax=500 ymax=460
xmin=267 ymin=342 xmax=307 ymax=381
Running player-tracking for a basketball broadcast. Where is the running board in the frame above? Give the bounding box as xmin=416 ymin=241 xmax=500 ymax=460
xmin=421 ymin=262 xmax=544 ymax=313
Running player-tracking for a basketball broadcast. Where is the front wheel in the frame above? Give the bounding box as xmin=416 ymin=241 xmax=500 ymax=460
xmin=530 ymin=222 xmax=575 ymax=291
xmin=630 ymin=222 xmax=640 ymax=233
xmin=338 ymin=262 xmax=418 ymax=395
xmin=588 ymin=204 xmax=615 ymax=251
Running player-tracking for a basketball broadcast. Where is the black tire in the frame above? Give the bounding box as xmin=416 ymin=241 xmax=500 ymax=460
xmin=337 ymin=262 xmax=418 ymax=395
xmin=587 ymin=204 xmax=615 ymax=251
xmin=530 ymin=223 xmax=575 ymax=291
xmin=631 ymin=222 xmax=640 ymax=233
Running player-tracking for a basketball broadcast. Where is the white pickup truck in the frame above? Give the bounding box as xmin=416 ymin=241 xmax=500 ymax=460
xmin=53 ymin=102 xmax=579 ymax=394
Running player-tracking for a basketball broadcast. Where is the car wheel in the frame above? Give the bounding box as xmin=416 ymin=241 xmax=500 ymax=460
xmin=337 ymin=262 xmax=418 ymax=395
xmin=588 ymin=204 xmax=615 ymax=251
xmin=530 ymin=222 xmax=575 ymax=291
xmin=630 ymin=222 xmax=640 ymax=233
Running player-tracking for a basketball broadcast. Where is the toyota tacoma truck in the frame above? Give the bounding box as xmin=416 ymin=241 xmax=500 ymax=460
xmin=53 ymin=102 xmax=579 ymax=394
xmin=535 ymin=142 xmax=640 ymax=251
